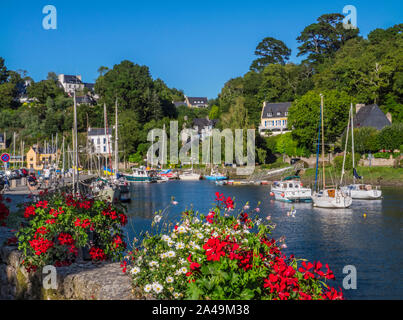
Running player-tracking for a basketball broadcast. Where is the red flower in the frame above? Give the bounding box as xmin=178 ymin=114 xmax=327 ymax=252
xmin=119 ymin=213 xmax=128 ymax=226
xmin=299 ymin=261 xmax=315 ymax=280
xmin=322 ymin=287 xmax=344 ymax=300
xmin=89 ymin=247 xmax=107 ymax=261
xmin=36 ymin=200 xmax=48 ymax=209
xmin=225 ymin=197 xmax=234 ymax=209
xmin=206 ymin=211 xmax=215 ymax=224
xmin=215 ymin=192 xmax=225 ymax=202
xmin=45 ymin=219 xmax=56 ymax=225
xmin=24 ymin=206 xmax=36 ymax=219
xmin=58 ymin=233 xmax=74 ymax=245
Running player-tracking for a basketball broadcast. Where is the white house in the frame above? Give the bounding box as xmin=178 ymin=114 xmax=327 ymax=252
xmin=87 ymin=128 xmax=113 ymax=154
xmin=258 ymin=101 xmax=292 ymax=136
xmin=58 ymin=74 xmax=84 ymax=94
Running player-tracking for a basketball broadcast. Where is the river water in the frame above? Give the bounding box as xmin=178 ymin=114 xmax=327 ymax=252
xmin=123 ymin=180 xmax=403 ymax=300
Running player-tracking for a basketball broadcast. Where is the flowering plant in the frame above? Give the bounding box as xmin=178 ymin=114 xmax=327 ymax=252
xmin=0 ymin=194 xmax=10 ymax=227
xmin=16 ymin=192 xmax=128 ymax=271
xmin=123 ymin=193 xmax=343 ymax=300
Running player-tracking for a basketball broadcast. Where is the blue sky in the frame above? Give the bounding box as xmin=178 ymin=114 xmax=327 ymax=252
xmin=0 ymin=0 xmax=402 ymax=99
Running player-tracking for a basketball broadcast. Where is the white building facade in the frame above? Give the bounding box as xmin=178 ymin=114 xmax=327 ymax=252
xmin=87 ymin=128 xmax=113 ymax=154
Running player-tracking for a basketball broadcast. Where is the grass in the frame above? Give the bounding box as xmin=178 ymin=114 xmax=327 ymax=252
xmin=301 ymin=166 xmax=403 ymax=186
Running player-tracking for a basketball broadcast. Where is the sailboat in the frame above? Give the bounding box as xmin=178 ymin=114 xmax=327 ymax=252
xmin=203 ymin=134 xmax=227 ymax=181
xmin=311 ymin=94 xmax=352 ymax=208
xmin=179 ymin=156 xmax=200 ymax=181
xmin=340 ymin=104 xmax=382 ymax=200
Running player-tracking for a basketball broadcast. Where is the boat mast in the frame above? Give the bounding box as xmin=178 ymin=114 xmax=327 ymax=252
xmin=351 ymin=103 xmax=355 ymax=183
xmin=314 ymin=102 xmax=321 ymax=192
xmin=340 ymin=105 xmax=351 ymax=185
xmin=114 ymin=98 xmax=118 ymax=177
xmin=320 ymin=94 xmax=325 ymax=190
xmin=73 ymin=90 xmax=79 ymax=194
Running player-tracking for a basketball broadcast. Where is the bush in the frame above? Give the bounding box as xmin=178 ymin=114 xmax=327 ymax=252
xmin=377 ymin=123 xmax=403 ymax=150
xmin=16 ymin=192 xmax=128 ymax=271
xmin=123 ymin=193 xmax=343 ymax=300
xmin=333 ymin=153 xmax=361 ymax=171
xmin=373 ymin=152 xmax=391 ymax=159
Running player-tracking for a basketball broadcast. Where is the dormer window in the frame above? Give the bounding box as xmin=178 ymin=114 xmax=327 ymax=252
xmin=268 ymin=112 xmax=272 ymax=117
xmin=285 ymin=112 xmax=288 ymax=116
xmin=277 ymin=112 xmax=281 ymax=116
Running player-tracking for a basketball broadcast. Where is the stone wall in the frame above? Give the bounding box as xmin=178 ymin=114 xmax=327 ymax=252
xmin=0 ymin=227 xmax=137 ymax=300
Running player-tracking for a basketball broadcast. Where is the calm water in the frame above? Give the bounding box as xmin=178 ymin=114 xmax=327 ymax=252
xmin=123 ymin=181 xmax=403 ymax=300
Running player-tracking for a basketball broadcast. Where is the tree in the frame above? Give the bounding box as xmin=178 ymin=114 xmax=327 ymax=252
xmin=27 ymin=79 xmax=65 ymax=103
xmin=288 ymin=89 xmax=354 ymax=152
xmin=208 ymin=105 xmax=220 ymax=120
xmin=97 ymin=66 xmax=109 ymax=77
xmin=297 ymin=13 xmax=359 ymax=65
xmin=47 ymin=71 xmax=58 ymax=82
xmin=377 ymin=123 xmax=403 ymax=150
xmin=0 ymin=57 xmax=9 ymax=84
xmin=250 ymin=37 xmax=291 ymax=72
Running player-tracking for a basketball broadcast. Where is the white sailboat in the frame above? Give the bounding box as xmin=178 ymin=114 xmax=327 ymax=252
xmin=340 ymin=104 xmax=382 ymax=200
xmin=311 ymin=94 xmax=352 ymax=209
xmin=179 ymin=157 xmax=200 ymax=181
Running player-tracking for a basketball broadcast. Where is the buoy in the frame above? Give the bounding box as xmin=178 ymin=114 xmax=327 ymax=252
xmin=270 ymin=192 xmax=274 ymax=196
xmin=281 ymin=193 xmax=285 ymax=197
xmin=363 ymin=213 xmax=367 ymax=218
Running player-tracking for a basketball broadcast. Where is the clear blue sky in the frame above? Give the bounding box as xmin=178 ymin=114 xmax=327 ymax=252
xmin=0 ymin=0 xmax=402 ymax=99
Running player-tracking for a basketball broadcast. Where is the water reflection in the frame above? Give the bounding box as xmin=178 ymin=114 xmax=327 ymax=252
xmin=122 ymin=182 xmax=403 ymax=299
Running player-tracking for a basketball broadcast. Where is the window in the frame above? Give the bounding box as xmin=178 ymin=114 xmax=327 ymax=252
xmin=277 ymin=112 xmax=281 ymax=116
xmin=103 ymin=146 xmax=106 ymax=152
xmin=103 ymin=138 xmax=106 ymax=144
xmin=285 ymin=112 xmax=288 ymax=116
xmin=268 ymin=112 xmax=272 ymax=117
xmin=97 ymin=138 xmax=100 ymax=144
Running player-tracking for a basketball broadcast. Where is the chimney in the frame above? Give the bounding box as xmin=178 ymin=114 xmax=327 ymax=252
xmin=355 ymin=104 xmax=365 ymax=114
xmin=77 ymin=75 xmax=82 ymax=81
xmin=386 ymin=112 xmax=392 ymax=123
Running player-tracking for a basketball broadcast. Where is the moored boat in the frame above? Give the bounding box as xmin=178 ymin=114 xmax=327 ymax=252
xmin=124 ymin=167 xmax=157 ymax=183
xmin=270 ymin=176 xmax=312 ymax=202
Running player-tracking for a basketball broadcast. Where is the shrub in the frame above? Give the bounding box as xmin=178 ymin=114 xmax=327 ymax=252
xmin=123 ymin=193 xmax=343 ymax=300
xmin=373 ymin=152 xmax=391 ymax=159
xmin=16 ymin=192 xmax=128 ymax=271
xmin=333 ymin=153 xmax=361 ymax=171
xmin=0 ymin=194 xmax=10 ymax=227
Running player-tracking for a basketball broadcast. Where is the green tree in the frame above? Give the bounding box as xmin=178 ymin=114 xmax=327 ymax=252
xmin=297 ymin=13 xmax=359 ymax=65
xmin=377 ymin=123 xmax=403 ymax=150
xmin=250 ymin=37 xmax=291 ymax=72
xmin=208 ymin=105 xmax=220 ymax=120
xmin=288 ymin=90 xmax=354 ymax=152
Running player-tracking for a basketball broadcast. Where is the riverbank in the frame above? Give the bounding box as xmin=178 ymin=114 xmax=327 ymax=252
xmin=300 ymin=166 xmax=403 ymax=187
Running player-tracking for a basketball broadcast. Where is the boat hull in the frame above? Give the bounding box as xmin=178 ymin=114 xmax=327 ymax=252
xmin=312 ymin=192 xmax=352 ymax=208
xmin=124 ymin=175 xmax=155 ymax=182
xmin=204 ymin=175 xmax=228 ymax=181
xmin=271 ymin=189 xmax=312 ymax=203
xmin=179 ymin=174 xmax=201 ymax=181
xmin=341 ymin=186 xmax=382 ymax=200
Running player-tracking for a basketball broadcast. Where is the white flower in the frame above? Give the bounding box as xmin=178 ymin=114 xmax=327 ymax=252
xmin=175 ymin=269 xmax=182 ymax=276
xmin=177 ymin=225 xmax=187 ymax=234
xmin=153 ymin=215 xmax=162 ymax=223
xmin=167 ymin=240 xmax=174 ymax=247
xmin=179 ymin=258 xmax=186 ymax=265
xmin=180 ymin=267 xmax=187 ymax=274
xmin=167 ymin=251 xmax=176 ymax=258
xmin=173 ymin=292 xmax=181 ymax=299
xmin=161 ymin=235 xmax=171 ymax=242
xmin=152 ymin=282 xmax=163 ymax=294
xmin=243 ymin=205 xmax=250 ymax=210
xmin=193 ymin=244 xmax=201 ymax=250
xmin=193 ymin=218 xmax=200 ymax=223
xmin=160 ymin=252 xmax=168 ymax=259
xmin=144 ymin=284 xmax=152 ymax=293
xmin=171 ymin=233 xmax=177 ymax=239
xmin=175 ymin=242 xmax=185 ymax=250
xmin=131 ymin=266 xmax=140 ymax=275
xmin=166 ymin=276 xmax=174 ymax=283
xmin=212 ymin=232 xmax=218 ymax=237
xmin=196 ymin=233 xmax=204 ymax=240
xmin=171 ymin=200 xmax=178 ymax=205
xmin=149 ymin=261 xmax=159 ymax=267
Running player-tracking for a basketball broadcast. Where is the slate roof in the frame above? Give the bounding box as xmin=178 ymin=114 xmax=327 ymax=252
xmin=84 ymin=83 xmax=95 ymax=91
xmin=261 ymin=102 xmax=292 ymax=119
xmin=187 ymin=97 xmax=208 ymax=106
xmin=192 ymin=118 xmax=218 ymax=133
xmin=76 ymin=95 xmax=95 ymax=105
xmin=353 ymin=104 xmax=391 ymax=130
xmin=88 ymin=128 xmax=113 ymax=136
xmin=62 ymin=75 xmax=82 ymax=84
